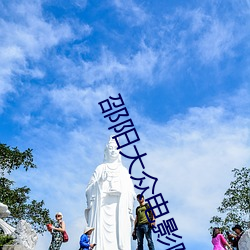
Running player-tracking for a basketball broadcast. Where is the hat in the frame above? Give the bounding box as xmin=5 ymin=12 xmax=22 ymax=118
xmin=232 ymin=225 xmax=243 ymax=231
xmin=55 ymin=212 xmax=63 ymax=218
xmin=84 ymin=227 xmax=95 ymax=234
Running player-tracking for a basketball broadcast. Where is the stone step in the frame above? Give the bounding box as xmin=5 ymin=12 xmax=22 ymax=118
xmin=1 ymin=245 xmax=26 ymax=250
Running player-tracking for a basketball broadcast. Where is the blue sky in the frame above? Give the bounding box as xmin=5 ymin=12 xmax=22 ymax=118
xmin=1 ymin=0 xmax=250 ymax=249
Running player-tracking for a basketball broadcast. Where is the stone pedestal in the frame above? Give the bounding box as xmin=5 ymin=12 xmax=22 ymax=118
xmin=2 ymin=245 xmax=26 ymax=250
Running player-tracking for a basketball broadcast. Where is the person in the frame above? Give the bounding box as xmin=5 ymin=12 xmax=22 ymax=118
xmin=79 ymin=227 xmax=96 ymax=250
xmin=211 ymin=227 xmax=232 ymax=250
xmin=226 ymin=231 xmax=237 ymax=249
xmin=230 ymin=225 xmax=244 ymax=250
xmin=85 ymin=136 xmax=136 ymax=250
xmin=48 ymin=212 xmax=66 ymax=250
xmin=133 ymin=194 xmax=155 ymax=250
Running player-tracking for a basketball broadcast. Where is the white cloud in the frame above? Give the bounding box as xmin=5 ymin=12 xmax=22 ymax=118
xmin=48 ymin=84 xmax=118 ymax=119
xmin=224 ymin=84 xmax=250 ymax=114
xmin=0 ymin=45 xmax=25 ymax=110
xmin=189 ymin=8 xmax=210 ymax=33
xmin=196 ymin=20 xmax=235 ymax=63
xmin=112 ymin=0 xmax=148 ymax=26
xmin=127 ymin=43 xmax=158 ymax=84
xmin=82 ymin=48 xmax=127 ymax=85
xmin=73 ymin=0 xmax=87 ymax=9
xmin=0 ymin=2 xmax=73 ymax=58
xmin=159 ymin=7 xmax=240 ymax=67
xmin=81 ymin=45 xmax=158 ymax=86
xmin=0 ymin=1 xmax=74 ymax=110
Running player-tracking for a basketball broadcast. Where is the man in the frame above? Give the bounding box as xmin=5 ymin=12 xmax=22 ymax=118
xmin=133 ymin=194 xmax=155 ymax=250
xmin=230 ymin=224 xmax=244 ymax=250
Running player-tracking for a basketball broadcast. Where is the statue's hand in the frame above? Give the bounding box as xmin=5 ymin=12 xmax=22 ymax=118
xmin=101 ymin=170 xmax=108 ymax=181
xmin=129 ymin=213 xmax=135 ymax=222
xmin=88 ymin=201 xmax=93 ymax=208
xmin=87 ymin=195 xmax=95 ymax=208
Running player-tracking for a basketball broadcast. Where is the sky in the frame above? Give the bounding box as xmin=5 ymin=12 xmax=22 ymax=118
xmin=0 ymin=0 xmax=250 ymax=249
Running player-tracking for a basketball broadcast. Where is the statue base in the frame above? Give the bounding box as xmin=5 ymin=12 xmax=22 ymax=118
xmin=1 ymin=245 xmax=26 ymax=250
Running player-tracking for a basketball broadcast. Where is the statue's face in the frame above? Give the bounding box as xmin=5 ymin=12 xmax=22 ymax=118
xmin=107 ymin=142 xmax=119 ymax=161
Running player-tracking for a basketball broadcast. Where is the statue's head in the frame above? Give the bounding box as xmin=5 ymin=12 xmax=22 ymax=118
xmin=104 ymin=136 xmax=122 ymax=163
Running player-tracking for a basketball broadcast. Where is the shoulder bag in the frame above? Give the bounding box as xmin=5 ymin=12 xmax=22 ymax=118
xmin=62 ymin=230 xmax=69 ymax=242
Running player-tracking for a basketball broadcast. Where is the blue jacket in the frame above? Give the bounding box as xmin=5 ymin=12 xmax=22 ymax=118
xmin=79 ymin=234 xmax=90 ymax=250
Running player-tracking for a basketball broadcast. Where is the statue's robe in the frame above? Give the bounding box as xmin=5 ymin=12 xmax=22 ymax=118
xmin=239 ymin=229 xmax=250 ymax=250
xmin=85 ymin=163 xmax=135 ymax=250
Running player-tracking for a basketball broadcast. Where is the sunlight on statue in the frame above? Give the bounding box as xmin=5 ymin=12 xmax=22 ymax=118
xmin=85 ymin=136 xmax=136 ymax=250
xmin=239 ymin=229 xmax=250 ymax=250
xmin=0 ymin=202 xmax=15 ymax=235
xmin=0 ymin=203 xmax=38 ymax=250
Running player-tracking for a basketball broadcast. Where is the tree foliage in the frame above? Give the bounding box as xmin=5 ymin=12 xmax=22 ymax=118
xmin=0 ymin=143 xmax=52 ymax=233
xmin=210 ymin=167 xmax=250 ymax=232
xmin=0 ymin=144 xmax=36 ymax=175
xmin=0 ymin=234 xmax=14 ymax=246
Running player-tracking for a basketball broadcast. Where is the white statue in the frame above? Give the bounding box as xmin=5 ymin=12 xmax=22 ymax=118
xmin=85 ymin=136 xmax=136 ymax=250
xmin=0 ymin=203 xmax=38 ymax=250
xmin=13 ymin=220 xmax=38 ymax=250
xmin=0 ymin=202 xmax=11 ymax=218
xmin=239 ymin=229 xmax=250 ymax=250
xmin=0 ymin=202 xmax=15 ymax=235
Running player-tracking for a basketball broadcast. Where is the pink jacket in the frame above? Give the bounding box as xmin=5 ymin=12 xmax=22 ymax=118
xmin=212 ymin=234 xmax=227 ymax=250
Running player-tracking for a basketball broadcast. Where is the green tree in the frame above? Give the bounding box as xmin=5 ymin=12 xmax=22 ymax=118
xmin=210 ymin=167 xmax=250 ymax=232
xmin=0 ymin=143 xmax=52 ymax=233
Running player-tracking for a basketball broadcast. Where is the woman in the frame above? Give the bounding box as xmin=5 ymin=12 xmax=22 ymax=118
xmin=49 ymin=212 xmax=66 ymax=250
xmin=79 ymin=227 xmax=96 ymax=250
xmin=212 ymin=227 xmax=232 ymax=250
